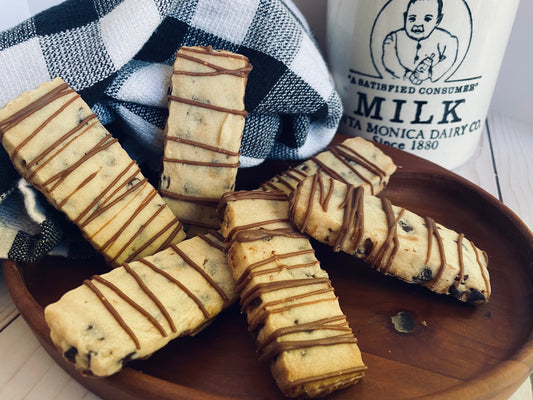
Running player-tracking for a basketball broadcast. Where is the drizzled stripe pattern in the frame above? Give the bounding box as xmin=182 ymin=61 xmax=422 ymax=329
xmin=0 ymin=78 xmax=185 ymax=266
xmin=261 ymin=136 xmax=397 ymax=196
xmin=160 ymin=46 xmax=251 ymax=231
xmin=45 ymin=232 xmax=236 ymax=377
xmin=220 ymin=190 xmax=366 ymax=398
xmin=290 ymin=174 xmax=491 ymax=304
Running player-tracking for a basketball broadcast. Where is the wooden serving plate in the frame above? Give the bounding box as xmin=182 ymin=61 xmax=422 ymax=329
xmin=3 ymin=141 xmax=533 ymax=400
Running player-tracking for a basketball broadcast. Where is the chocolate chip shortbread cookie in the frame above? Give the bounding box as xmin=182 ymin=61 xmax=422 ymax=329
xmin=160 ymin=46 xmax=252 ymax=233
xmin=0 ymin=78 xmax=185 ymax=266
xmin=289 ymin=175 xmax=491 ymax=304
xmin=45 ymin=231 xmax=236 ymax=377
xmin=219 ymin=190 xmax=366 ymax=398
xmin=261 ymin=136 xmax=396 ymax=196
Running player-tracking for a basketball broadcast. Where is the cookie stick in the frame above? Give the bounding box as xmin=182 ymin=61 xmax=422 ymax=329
xmin=160 ymin=46 xmax=252 ymax=234
xmin=260 ymin=136 xmax=397 ymax=196
xmin=45 ymin=231 xmax=236 ymax=377
xmin=219 ymin=190 xmax=366 ymax=398
xmin=289 ymin=175 xmax=491 ymax=304
xmin=0 ymin=78 xmax=185 ymax=267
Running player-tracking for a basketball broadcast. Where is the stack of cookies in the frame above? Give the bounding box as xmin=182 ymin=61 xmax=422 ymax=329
xmin=0 ymin=45 xmax=490 ymax=398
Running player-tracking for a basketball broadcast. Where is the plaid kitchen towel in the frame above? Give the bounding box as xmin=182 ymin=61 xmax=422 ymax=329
xmin=0 ymin=0 xmax=342 ymax=263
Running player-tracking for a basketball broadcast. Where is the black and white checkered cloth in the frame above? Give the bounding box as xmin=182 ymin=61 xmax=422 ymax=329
xmin=0 ymin=0 xmax=342 ymax=263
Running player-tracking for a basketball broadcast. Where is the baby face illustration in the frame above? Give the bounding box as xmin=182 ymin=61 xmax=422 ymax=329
xmin=404 ymin=0 xmax=443 ymax=41
xmin=381 ymin=0 xmax=458 ymax=83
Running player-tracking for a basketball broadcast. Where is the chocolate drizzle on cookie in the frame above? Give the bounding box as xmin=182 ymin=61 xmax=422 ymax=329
xmin=122 ymin=261 xmax=177 ymax=334
xmin=161 ymin=46 xmax=251 ymax=231
xmin=197 ymin=230 xmax=226 ymax=252
xmin=83 ymin=277 xmax=142 ymax=350
xmin=261 ymin=139 xmax=390 ymax=195
xmin=167 ymin=94 xmax=248 ymax=117
xmin=0 ymin=82 xmax=75 ymax=138
xmin=424 ymin=216 xmax=447 ymax=290
xmin=171 ymin=242 xmax=231 ymax=304
xmin=256 ymin=315 xmax=354 ymax=360
xmin=235 ymin=249 xmax=318 ymax=295
xmin=291 ymin=174 xmax=491 ymax=304
xmin=0 ymin=79 xmax=184 ymax=266
xmin=222 ymin=189 xmax=366 ymax=396
xmin=81 ymin=233 xmax=230 ymax=351
xmin=370 ymin=198 xmax=405 ymax=274
xmin=173 ymin=45 xmax=252 ymax=78
xmin=165 ymin=136 xmax=240 ymax=157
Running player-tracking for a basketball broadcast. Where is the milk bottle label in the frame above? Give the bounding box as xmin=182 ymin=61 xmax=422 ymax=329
xmin=328 ymin=0 xmax=519 ymax=169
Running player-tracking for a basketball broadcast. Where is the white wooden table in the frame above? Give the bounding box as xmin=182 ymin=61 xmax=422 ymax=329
xmin=0 ymin=110 xmax=532 ymax=399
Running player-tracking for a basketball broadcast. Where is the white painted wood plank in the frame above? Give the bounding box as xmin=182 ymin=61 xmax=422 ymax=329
xmin=0 ymin=316 xmax=41 ymax=390
xmin=1 ymin=345 xmax=57 ymax=399
xmin=0 ymin=316 xmax=100 ymax=400
xmin=511 ymin=379 xmax=533 ymax=400
xmin=54 ymin=378 xmax=102 ymax=400
xmin=24 ymin=356 xmax=71 ymax=400
xmin=487 ymin=112 xmax=533 ymax=230
xmin=454 ymin=112 xmax=533 ymax=398
xmin=453 ymin=122 xmax=500 ymax=200
xmin=0 ymin=274 xmax=19 ymax=331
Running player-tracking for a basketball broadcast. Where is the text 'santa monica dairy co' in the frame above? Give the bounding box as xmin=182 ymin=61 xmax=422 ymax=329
xmin=327 ymin=0 xmax=519 ymax=169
